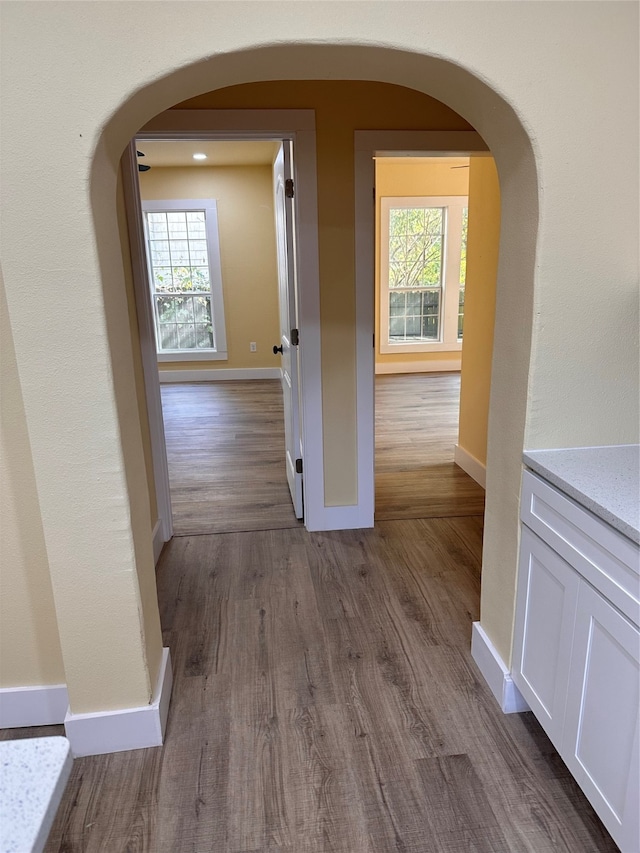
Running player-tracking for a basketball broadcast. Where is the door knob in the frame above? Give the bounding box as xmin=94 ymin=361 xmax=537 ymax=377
xmin=273 ymin=344 xmax=283 ymax=354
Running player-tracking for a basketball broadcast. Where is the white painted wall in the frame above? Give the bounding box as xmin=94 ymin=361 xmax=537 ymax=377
xmin=0 ymin=1 xmax=637 ymax=710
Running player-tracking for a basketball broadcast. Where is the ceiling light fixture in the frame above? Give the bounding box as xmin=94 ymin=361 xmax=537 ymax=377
xmin=192 ymin=153 xmax=207 ymax=161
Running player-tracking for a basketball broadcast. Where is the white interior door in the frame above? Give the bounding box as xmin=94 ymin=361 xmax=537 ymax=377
xmin=273 ymin=141 xmax=303 ymax=518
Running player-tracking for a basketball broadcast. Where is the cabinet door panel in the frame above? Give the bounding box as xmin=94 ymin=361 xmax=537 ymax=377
xmin=512 ymin=527 xmax=580 ymax=743
xmin=563 ymin=582 xmax=640 ymax=852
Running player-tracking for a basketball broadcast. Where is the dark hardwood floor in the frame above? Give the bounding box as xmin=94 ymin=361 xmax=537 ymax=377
xmin=374 ymin=374 xmax=485 ymax=521
xmin=161 ymin=373 xmax=484 ymax=536
xmin=161 ymin=381 xmax=300 ymax=536
xmin=2 ymin=375 xmax=616 ymax=851
xmin=16 ymin=517 xmax=614 ymax=852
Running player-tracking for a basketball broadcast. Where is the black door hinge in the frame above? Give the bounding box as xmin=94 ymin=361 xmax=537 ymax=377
xmin=285 ymin=178 xmax=294 ymax=198
xmin=291 ymin=328 xmax=299 ymax=346
xmin=295 ymin=458 xmax=303 ymax=474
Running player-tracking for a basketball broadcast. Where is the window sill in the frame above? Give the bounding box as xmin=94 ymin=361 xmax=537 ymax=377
xmin=379 ymin=341 xmax=463 ymax=355
xmin=157 ymin=350 xmax=228 ymax=363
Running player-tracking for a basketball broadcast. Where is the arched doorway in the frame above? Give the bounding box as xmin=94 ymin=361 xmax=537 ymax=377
xmin=94 ymin=53 xmax=538 ymax=680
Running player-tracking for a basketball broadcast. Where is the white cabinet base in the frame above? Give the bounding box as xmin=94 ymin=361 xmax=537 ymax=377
xmin=562 ymin=583 xmax=640 ymax=852
xmin=514 ymin=471 xmax=640 ymax=853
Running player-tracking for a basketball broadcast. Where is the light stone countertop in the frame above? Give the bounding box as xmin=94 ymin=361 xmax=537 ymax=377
xmin=0 ymin=737 xmax=72 ymax=853
xmin=523 ymin=445 xmax=640 ymax=544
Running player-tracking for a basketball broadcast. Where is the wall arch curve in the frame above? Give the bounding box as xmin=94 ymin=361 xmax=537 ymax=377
xmin=93 ymin=43 xmax=539 ymax=665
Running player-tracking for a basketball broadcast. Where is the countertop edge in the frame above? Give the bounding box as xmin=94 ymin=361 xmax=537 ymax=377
xmin=523 ymin=447 xmax=640 ymax=546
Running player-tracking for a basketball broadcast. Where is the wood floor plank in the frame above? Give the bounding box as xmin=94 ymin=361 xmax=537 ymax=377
xmin=413 ymin=753 xmax=509 ymax=846
xmin=359 ymin=520 xmax=481 ymax=649
xmin=374 ymin=374 xmax=485 ymax=521
xmin=161 ymin=380 xmax=301 ymax=536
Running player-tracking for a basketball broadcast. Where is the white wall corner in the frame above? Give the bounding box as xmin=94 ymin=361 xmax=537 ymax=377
xmin=152 ymin=519 xmax=165 ymax=566
xmin=454 ymin=445 xmax=486 ymax=489
xmin=158 ymin=367 xmax=280 ymax=383
xmin=471 ymin=622 xmax=529 ymax=714
xmin=0 ymin=684 xmax=69 ymax=728
xmin=64 ymin=647 xmax=173 ymax=757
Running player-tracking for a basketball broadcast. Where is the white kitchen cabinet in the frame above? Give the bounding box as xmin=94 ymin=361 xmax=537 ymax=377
xmin=563 ymin=582 xmax=639 ymax=853
xmin=512 ymin=527 xmax=580 ymax=744
xmin=513 ymin=469 xmax=640 ymax=853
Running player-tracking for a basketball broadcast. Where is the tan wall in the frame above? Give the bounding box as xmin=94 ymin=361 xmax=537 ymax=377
xmin=374 ymin=157 xmax=469 ymax=372
xmin=0 ymin=271 xmax=65 ymax=687
xmin=1 ymin=2 xmax=636 ymax=696
xmin=139 ymin=165 xmax=281 ymax=372
xmin=457 ymin=157 xmax=501 ymax=467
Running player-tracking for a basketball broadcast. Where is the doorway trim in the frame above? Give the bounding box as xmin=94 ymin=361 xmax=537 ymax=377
xmin=353 ymin=130 xmax=490 ymax=527
xmin=122 ymin=109 xmax=330 ymax=540
xmin=122 ymin=142 xmax=174 ymax=546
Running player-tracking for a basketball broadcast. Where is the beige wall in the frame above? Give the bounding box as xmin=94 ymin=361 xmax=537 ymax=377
xmin=374 ymin=157 xmax=469 ymax=372
xmin=139 ymin=165 xmax=281 ymax=372
xmin=458 ymin=157 xmax=501 ymax=467
xmin=0 ymin=272 xmax=66 ymax=687
xmin=0 ymin=2 xmax=637 ymax=703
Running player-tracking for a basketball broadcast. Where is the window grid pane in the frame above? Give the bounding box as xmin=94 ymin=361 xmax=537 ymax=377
xmin=388 ymin=289 xmax=440 ymax=343
xmin=458 ymin=206 xmax=468 ymax=341
xmin=154 ymin=294 xmax=214 ymax=352
xmin=388 ymin=207 xmax=444 ymax=290
xmin=146 ymin=211 xmax=212 ymax=295
xmin=146 ymin=209 xmax=216 ymax=352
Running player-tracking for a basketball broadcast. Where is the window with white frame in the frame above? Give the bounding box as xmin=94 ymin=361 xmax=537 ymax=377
xmin=142 ymin=199 xmax=227 ymax=361
xmin=380 ymin=196 xmax=468 ymax=353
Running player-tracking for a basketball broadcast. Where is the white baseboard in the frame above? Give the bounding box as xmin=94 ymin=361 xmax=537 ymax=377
xmin=0 ymin=683 xmax=69 ymax=728
xmin=158 ymin=367 xmax=280 ymax=383
xmin=375 ymin=360 xmax=461 ymax=375
xmin=152 ymin=519 xmax=165 ymax=566
xmin=454 ymin=445 xmax=487 ymax=489
xmin=64 ymin=647 xmax=173 ymax=757
xmin=471 ymin=622 xmax=529 ymax=714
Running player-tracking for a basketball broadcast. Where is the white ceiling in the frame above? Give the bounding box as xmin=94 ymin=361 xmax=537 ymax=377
xmin=136 ymin=140 xmax=281 ymax=169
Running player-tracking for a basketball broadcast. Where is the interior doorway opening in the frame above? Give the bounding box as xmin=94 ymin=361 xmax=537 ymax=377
xmin=128 ymin=136 xmax=304 ymax=536
xmin=372 ymin=154 xmax=500 ymax=523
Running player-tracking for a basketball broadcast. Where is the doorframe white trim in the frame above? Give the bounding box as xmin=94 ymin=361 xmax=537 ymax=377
xmin=354 ymin=132 xmax=490 ymax=527
xmin=123 ymin=142 xmax=174 ymax=545
xmin=126 ymin=110 xmax=328 ymax=531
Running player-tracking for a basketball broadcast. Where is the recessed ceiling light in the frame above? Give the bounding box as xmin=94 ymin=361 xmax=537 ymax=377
xmin=192 ymin=153 xmax=207 ymax=161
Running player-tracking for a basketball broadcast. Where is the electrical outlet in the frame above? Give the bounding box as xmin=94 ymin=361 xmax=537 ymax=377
xmin=250 ymin=342 xmax=257 ymax=352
